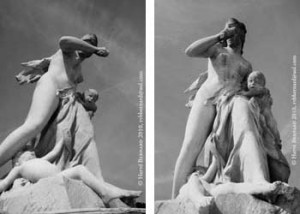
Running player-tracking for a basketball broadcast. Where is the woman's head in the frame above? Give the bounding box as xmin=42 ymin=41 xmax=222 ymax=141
xmin=78 ymin=34 xmax=98 ymax=59
xmin=225 ymin=18 xmax=247 ymax=54
xmin=81 ymin=33 xmax=98 ymax=47
xmin=226 ymin=18 xmax=247 ymax=34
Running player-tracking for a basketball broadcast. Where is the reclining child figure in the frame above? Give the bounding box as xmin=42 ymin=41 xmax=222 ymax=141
xmin=0 ymin=88 xmax=141 ymax=205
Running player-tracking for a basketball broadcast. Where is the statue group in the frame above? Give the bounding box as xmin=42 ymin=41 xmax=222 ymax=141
xmin=0 ymin=17 xmax=297 ymax=214
xmin=172 ymin=18 xmax=292 ymax=210
xmin=0 ymin=34 xmax=141 ymax=208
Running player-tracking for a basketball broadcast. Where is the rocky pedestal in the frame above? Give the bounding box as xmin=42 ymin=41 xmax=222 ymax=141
xmin=155 ymin=187 xmax=300 ymax=214
xmin=0 ymin=175 xmax=105 ymax=214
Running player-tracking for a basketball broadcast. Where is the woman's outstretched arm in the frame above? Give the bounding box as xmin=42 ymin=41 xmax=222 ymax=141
xmin=59 ymin=36 xmax=108 ymax=57
xmin=0 ymin=77 xmax=59 ymax=167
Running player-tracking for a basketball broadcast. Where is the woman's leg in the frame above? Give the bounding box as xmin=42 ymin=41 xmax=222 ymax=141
xmin=81 ymin=140 xmax=104 ymax=182
xmin=172 ymin=86 xmax=216 ymax=198
xmin=231 ymin=97 xmax=269 ymax=183
xmin=0 ymin=78 xmax=59 ymax=166
xmin=60 ymin=165 xmax=142 ymax=204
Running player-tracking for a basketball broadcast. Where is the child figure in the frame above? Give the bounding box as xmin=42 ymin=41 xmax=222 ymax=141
xmin=239 ymin=71 xmax=282 ymax=149
xmin=0 ymin=140 xmax=142 ymax=205
xmin=77 ymin=89 xmax=99 ymax=119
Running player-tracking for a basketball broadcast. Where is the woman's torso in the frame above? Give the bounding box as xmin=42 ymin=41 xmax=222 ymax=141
xmin=40 ymin=50 xmax=83 ymax=90
xmin=203 ymin=47 xmax=252 ymax=93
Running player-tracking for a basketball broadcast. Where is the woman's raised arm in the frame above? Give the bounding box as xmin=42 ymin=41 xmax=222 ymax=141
xmin=185 ymin=25 xmax=236 ymax=58
xmin=59 ymin=36 xmax=108 ymax=57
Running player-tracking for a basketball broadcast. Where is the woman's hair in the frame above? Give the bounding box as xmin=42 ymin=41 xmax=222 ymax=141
xmin=81 ymin=33 xmax=98 ymax=47
xmin=227 ymin=18 xmax=247 ymax=54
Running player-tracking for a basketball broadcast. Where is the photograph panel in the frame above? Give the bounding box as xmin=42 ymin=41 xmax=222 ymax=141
xmin=0 ymin=0 xmax=145 ymax=212
xmin=155 ymin=0 xmax=300 ymax=212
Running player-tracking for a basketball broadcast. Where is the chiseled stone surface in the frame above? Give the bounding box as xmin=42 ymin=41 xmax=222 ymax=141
xmin=155 ymin=199 xmax=200 ymax=214
xmin=215 ymin=193 xmax=286 ymax=214
xmin=0 ymin=175 xmax=105 ymax=214
xmin=155 ymin=197 xmax=218 ymax=214
xmin=155 ymin=187 xmax=300 ymax=214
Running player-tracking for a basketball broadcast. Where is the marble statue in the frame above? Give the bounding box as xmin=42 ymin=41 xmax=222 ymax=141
xmin=0 ymin=34 xmax=141 ymax=206
xmin=172 ymin=18 xmax=291 ymax=207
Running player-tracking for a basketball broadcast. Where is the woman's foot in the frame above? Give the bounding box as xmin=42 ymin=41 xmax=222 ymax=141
xmin=253 ymin=181 xmax=293 ymax=203
xmin=269 ymin=181 xmax=293 ymax=200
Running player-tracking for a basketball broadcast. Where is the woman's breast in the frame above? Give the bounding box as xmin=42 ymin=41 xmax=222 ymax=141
xmin=209 ymin=57 xmax=250 ymax=87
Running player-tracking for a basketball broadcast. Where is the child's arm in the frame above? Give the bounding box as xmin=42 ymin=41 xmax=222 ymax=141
xmin=239 ymin=87 xmax=268 ymax=97
xmin=41 ymin=138 xmax=64 ymax=163
xmin=82 ymin=102 xmax=97 ymax=113
xmin=0 ymin=166 xmax=22 ymax=193
xmin=76 ymin=92 xmax=98 ymax=113
xmin=201 ymin=157 xmax=217 ymax=183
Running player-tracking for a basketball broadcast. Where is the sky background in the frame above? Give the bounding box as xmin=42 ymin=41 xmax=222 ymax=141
xmin=155 ymin=0 xmax=300 ymax=200
xmin=0 ymin=0 xmax=145 ymax=201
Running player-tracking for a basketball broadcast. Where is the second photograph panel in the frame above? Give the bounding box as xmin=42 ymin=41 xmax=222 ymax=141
xmin=155 ymin=0 xmax=299 ymax=213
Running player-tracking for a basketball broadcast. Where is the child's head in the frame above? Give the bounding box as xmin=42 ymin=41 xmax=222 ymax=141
xmin=12 ymin=139 xmax=36 ymax=167
xmin=13 ymin=151 xmax=36 ymax=166
xmin=84 ymin=89 xmax=99 ymax=103
xmin=247 ymin=71 xmax=266 ymax=90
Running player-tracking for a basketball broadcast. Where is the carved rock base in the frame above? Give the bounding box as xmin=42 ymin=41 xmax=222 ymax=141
xmin=155 ymin=187 xmax=300 ymax=214
xmin=0 ymin=175 xmax=105 ymax=214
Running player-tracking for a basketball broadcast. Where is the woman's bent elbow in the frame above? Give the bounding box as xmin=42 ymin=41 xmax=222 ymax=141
xmin=59 ymin=36 xmax=72 ymax=52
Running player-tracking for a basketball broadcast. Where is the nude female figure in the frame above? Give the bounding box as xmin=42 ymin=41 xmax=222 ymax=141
xmin=0 ymin=34 xmax=108 ymax=179
xmin=172 ymin=18 xmax=272 ymax=198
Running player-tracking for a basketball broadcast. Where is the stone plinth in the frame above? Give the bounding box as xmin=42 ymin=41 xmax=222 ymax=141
xmin=155 ymin=187 xmax=300 ymax=214
xmin=0 ymin=175 xmax=105 ymax=214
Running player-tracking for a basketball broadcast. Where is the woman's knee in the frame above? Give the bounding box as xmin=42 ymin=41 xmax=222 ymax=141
xmin=73 ymin=165 xmax=88 ymax=179
xmin=231 ymin=98 xmax=256 ymax=131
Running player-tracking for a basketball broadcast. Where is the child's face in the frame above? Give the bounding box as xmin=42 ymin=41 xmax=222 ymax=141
xmin=84 ymin=90 xmax=99 ymax=103
xmin=247 ymin=73 xmax=265 ymax=90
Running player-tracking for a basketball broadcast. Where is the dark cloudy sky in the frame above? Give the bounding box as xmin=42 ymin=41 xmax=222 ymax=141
xmin=0 ymin=0 xmax=145 ymax=201
xmin=155 ymin=0 xmax=300 ymax=199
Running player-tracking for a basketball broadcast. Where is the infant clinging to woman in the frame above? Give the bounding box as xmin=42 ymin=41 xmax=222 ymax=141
xmin=201 ymin=71 xmax=287 ymax=184
xmin=77 ymin=88 xmax=100 ymax=119
xmin=240 ymin=70 xmax=282 ymax=149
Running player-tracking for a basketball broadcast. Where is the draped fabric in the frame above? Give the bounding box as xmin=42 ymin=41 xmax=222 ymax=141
xmin=204 ymin=88 xmax=290 ymax=184
xmin=34 ymin=87 xmax=95 ymax=171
